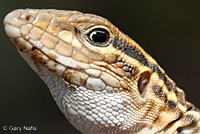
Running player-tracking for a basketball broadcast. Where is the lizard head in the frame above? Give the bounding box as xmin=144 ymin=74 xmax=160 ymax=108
xmin=4 ymin=9 xmax=152 ymax=96
xmin=5 ymin=9 xmax=199 ymax=134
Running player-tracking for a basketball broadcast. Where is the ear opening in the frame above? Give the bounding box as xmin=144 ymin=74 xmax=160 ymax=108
xmin=138 ymin=71 xmax=151 ymax=98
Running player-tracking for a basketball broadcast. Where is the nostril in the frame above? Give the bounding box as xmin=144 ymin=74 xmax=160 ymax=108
xmin=24 ymin=15 xmax=34 ymax=22
xmin=20 ymin=13 xmax=34 ymax=22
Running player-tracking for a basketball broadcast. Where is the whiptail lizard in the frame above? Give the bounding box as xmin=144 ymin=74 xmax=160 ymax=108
xmin=4 ymin=9 xmax=200 ymax=134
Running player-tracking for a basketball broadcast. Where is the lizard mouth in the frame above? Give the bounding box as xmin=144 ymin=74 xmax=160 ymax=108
xmin=12 ymin=37 xmax=67 ymax=76
xmin=4 ymin=9 xmax=92 ymax=86
xmin=5 ymin=25 xmax=93 ymax=89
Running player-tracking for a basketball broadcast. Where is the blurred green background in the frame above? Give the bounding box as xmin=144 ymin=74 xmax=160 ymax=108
xmin=0 ymin=0 xmax=200 ymax=133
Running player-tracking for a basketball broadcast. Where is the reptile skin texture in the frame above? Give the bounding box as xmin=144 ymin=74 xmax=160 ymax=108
xmin=4 ymin=9 xmax=200 ymax=134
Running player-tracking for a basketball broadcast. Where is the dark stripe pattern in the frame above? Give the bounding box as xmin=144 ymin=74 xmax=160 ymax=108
xmin=112 ymin=37 xmax=176 ymax=92
xmin=113 ymin=37 xmax=149 ymax=66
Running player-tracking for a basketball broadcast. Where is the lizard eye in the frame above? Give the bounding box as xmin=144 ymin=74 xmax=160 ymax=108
xmin=87 ymin=28 xmax=110 ymax=47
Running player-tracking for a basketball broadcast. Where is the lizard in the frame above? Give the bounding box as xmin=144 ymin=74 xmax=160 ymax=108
xmin=3 ymin=9 xmax=200 ymax=134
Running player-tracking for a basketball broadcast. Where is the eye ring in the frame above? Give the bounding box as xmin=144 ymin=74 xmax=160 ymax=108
xmin=86 ymin=27 xmax=110 ymax=47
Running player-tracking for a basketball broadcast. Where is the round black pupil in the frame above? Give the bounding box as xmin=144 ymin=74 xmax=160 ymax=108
xmin=90 ymin=29 xmax=109 ymax=43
